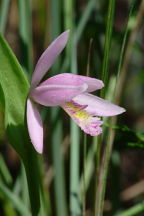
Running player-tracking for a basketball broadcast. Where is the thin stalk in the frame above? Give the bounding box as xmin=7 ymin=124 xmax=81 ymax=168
xmin=94 ymin=0 xmax=115 ymax=215
xmin=0 ymin=0 xmax=10 ymax=33
xmin=70 ymin=30 xmax=81 ymax=216
xmin=95 ymin=2 xmax=144 ymax=216
xmin=51 ymin=108 xmax=67 ymax=216
xmin=82 ymin=134 xmax=87 ymax=216
xmin=0 ymin=154 xmax=12 ymax=185
xmin=100 ymin=0 xmax=115 ymax=98
xmin=61 ymin=0 xmax=97 ymax=75
xmin=75 ymin=0 xmax=97 ymax=44
xmin=80 ymin=137 xmax=98 ymax=193
xmin=18 ymin=0 xmax=33 ymax=73
xmin=50 ymin=1 xmax=68 ymax=215
xmin=0 ymin=181 xmax=31 ymax=216
xmin=64 ymin=0 xmax=82 ymax=215
xmin=70 ymin=122 xmax=81 ymax=216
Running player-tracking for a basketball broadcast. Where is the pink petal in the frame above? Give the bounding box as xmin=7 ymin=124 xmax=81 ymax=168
xmin=72 ymin=93 xmax=126 ymax=117
xmin=30 ymin=83 xmax=88 ymax=106
xmin=31 ymin=30 xmax=70 ymax=87
xmin=27 ymin=99 xmax=43 ymax=153
xmin=61 ymin=102 xmax=103 ymax=136
xmin=40 ymin=73 xmax=104 ymax=93
xmin=77 ymin=75 xmax=104 ymax=92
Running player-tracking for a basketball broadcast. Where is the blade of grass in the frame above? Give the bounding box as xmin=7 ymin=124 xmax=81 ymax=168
xmin=21 ymin=164 xmax=29 ymax=207
xmin=18 ymin=0 xmax=33 ymax=73
xmin=0 ymin=181 xmax=31 ymax=216
xmin=114 ymin=201 xmax=144 ymax=216
xmin=51 ymin=107 xmax=67 ymax=216
xmin=75 ymin=0 xmax=97 ymax=44
xmin=0 ymin=154 xmax=13 ymax=185
xmin=64 ymin=0 xmax=82 ymax=215
xmin=49 ymin=1 xmax=68 ymax=215
xmin=94 ymin=0 xmax=116 ymax=215
xmin=0 ymin=0 xmax=10 ymax=33
xmin=70 ymin=28 xmax=81 ymax=216
xmin=64 ymin=1 xmax=98 ymax=215
xmin=61 ymin=0 xmax=97 ymax=75
xmin=100 ymin=0 xmax=115 ymax=98
xmin=80 ymin=137 xmax=98 ymax=194
xmin=94 ymin=4 xmax=135 ymax=216
xmin=82 ymin=134 xmax=87 ymax=216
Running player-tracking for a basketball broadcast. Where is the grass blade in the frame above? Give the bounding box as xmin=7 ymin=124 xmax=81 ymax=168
xmin=0 ymin=181 xmax=31 ymax=216
xmin=0 ymin=0 xmax=10 ymax=33
xmin=94 ymin=0 xmax=116 ymax=215
xmin=18 ymin=0 xmax=33 ymax=73
xmin=0 ymin=154 xmax=12 ymax=185
xmin=114 ymin=201 xmax=144 ymax=216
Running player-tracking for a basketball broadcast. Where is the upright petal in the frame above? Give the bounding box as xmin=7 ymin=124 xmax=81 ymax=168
xmin=73 ymin=93 xmax=126 ymax=116
xmin=27 ymin=99 xmax=43 ymax=153
xmin=77 ymin=75 xmax=104 ymax=92
xmin=40 ymin=73 xmax=104 ymax=92
xmin=31 ymin=30 xmax=70 ymax=87
xmin=30 ymin=83 xmax=88 ymax=106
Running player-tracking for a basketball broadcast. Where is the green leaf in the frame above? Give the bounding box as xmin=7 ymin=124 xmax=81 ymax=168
xmin=0 ymin=35 xmax=42 ymax=216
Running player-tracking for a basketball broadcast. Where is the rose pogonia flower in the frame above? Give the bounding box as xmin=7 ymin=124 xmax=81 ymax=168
xmin=27 ymin=30 xmax=125 ymax=153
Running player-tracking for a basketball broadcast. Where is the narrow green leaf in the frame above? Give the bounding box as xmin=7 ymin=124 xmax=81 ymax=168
xmin=0 ymin=35 xmax=42 ymax=216
xmin=0 ymin=154 xmax=13 ymax=185
xmin=0 ymin=181 xmax=31 ymax=216
xmin=18 ymin=0 xmax=33 ymax=73
xmin=0 ymin=0 xmax=10 ymax=33
xmin=114 ymin=201 xmax=144 ymax=216
xmin=100 ymin=0 xmax=115 ymax=98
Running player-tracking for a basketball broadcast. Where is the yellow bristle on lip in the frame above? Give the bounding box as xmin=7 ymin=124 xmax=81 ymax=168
xmin=61 ymin=101 xmax=103 ymax=136
xmin=64 ymin=102 xmax=90 ymax=120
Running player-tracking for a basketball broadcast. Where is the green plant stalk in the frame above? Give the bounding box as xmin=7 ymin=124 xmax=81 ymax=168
xmin=0 ymin=181 xmax=31 ymax=216
xmin=82 ymin=134 xmax=87 ymax=216
xmin=100 ymin=0 xmax=115 ymax=97
xmin=75 ymin=0 xmax=96 ymax=44
xmin=70 ymin=122 xmax=81 ymax=216
xmin=18 ymin=0 xmax=33 ymax=73
xmin=95 ymin=1 xmax=144 ymax=216
xmin=51 ymin=108 xmax=67 ymax=216
xmin=114 ymin=201 xmax=144 ymax=216
xmin=64 ymin=0 xmax=81 ymax=215
xmin=21 ymin=164 xmax=29 ymax=208
xmin=0 ymin=154 xmax=12 ymax=185
xmin=49 ymin=1 xmax=68 ymax=215
xmin=80 ymin=137 xmax=98 ymax=193
xmin=0 ymin=0 xmax=10 ymax=33
xmin=50 ymin=0 xmax=61 ymax=39
xmin=94 ymin=0 xmax=115 ymax=215
xmin=61 ymin=0 xmax=97 ymax=75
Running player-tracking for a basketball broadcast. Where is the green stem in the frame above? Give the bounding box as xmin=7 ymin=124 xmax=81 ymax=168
xmin=82 ymin=134 xmax=87 ymax=216
xmin=70 ymin=122 xmax=81 ymax=216
xmin=100 ymin=0 xmax=115 ymax=98
xmin=18 ymin=0 xmax=33 ymax=73
xmin=95 ymin=1 xmax=144 ymax=216
xmin=52 ymin=108 xmax=67 ymax=216
xmin=0 ymin=0 xmax=10 ymax=33
xmin=94 ymin=0 xmax=115 ymax=215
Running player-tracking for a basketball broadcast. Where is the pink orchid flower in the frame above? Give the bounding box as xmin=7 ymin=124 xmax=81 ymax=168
xmin=27 ymin=30 xmax=125 ymax=153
